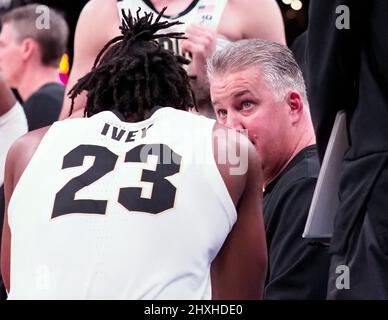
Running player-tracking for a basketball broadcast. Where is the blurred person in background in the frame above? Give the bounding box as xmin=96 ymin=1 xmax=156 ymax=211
xmin=0 ymin=73 xmax=27 ymax=300
xmin=305 ymin=0 xmax=388 ymax=299
xmin=0 ymin=4 xmax=68 ymax=131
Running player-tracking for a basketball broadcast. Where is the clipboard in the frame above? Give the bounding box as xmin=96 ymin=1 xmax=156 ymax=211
xmin=303 ymin=111 xmax=349 ymax=238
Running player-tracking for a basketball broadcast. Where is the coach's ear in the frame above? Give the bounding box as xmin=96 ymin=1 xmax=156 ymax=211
xmin=21 ymin=37 xmax=38 ymax=62
xmin=286 ymin=91 xmax=304 ymax=124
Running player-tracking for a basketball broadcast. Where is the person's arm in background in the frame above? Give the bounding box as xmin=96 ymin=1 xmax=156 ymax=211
xmin=0 ymin=73 xmax=13 ymax=297
xmin=0 ymin=147 xmax=14 ymax=293
xmin=58 ymin=0 xmax=120 ymax=120
xmin=0 ymin=184 xmax=5 ymax=300
xmin=0 ymin=74 xmax=16 ymax=117
xmin=238 ymin=0 xmax=285 ymax=44
xmin=305 ymin=0 xmax=362 ymax=161
xmin=1 ymin=127 xmax=49 ymax=293
xmin=0 ymin=74 xmax=28 ymax=298
xmin=181 ymin=0 xmax=285 ymax=86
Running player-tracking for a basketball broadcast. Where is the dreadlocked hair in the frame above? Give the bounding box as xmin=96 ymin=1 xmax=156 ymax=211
xmin=68 ymin=7 xmax=196 ymax=120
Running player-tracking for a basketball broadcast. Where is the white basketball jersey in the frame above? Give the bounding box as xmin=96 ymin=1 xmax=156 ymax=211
xmin=7 ymin=107 xmax=237 ymax=299
xmin=117 ymin=0 xmax=230 ymax=55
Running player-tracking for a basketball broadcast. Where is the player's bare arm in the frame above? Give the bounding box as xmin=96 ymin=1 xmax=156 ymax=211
xmin=182 ymin=0 xmax=285 ymax=83
xmin=0 ymin=74 xmax=16 ymax=116
xmin=211 ymin=124 xmax=267 ymax=299
xmin=1 ymin=127 xmax=49 ymax=292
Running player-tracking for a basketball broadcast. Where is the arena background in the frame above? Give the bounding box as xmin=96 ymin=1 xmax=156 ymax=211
xmin=0 ymin=0 xmax=309 ymax=71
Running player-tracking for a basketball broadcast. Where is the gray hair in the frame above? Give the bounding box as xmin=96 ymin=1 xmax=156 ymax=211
xmin=207 ymin=39 xmax=308 ymax=107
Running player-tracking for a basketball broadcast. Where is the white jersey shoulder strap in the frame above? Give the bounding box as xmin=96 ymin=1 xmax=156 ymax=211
xmin=117 ymin=0 xmax=228 ymax=30
xmin=117 ymin=0 xmax=230 ymax=54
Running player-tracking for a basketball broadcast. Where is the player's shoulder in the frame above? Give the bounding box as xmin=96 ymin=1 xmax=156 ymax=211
xmin=212 ymin=122 xmax=262 ymax=205
xmin=212 ymin=122 xmax=258 ymax=160
xmin=5 ymin=126 xmax=51 ymax=186
xmin=7 ymin=127 xmax=50 ymax=165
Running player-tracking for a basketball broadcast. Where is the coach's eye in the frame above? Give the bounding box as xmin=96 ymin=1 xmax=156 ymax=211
xmin=241 ymin=101 xmax=253 ymax=109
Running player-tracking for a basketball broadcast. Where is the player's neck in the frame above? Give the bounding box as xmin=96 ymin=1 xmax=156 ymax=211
xmin=17 ymin=64 xmax=60 ymax=101
xmin=150 ymin=0 xmax=194 ymax=16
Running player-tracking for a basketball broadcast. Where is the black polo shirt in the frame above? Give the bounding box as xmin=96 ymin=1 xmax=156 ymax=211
xmin=23 ymin=83 xmax=64 ymax=131
xmin=263 ymin=145 xmax=330 ymax=299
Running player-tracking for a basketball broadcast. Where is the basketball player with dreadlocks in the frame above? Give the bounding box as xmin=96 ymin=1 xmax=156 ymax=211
xmin=58 ymin=0 xmax=285 ymax=119
xmin=1 ymin=9 xmax=266 ymax=300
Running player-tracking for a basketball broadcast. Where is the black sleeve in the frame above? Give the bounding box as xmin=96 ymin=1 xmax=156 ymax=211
xmin=23 ymin=92 xmax=62 ymax=131
xmin=265 ymin=178 xmax=330 ymax=300
xmin=0 ymin=185 xmax=7 ymax=300
xmin=305 ymin=0 xmax=362 ymax=161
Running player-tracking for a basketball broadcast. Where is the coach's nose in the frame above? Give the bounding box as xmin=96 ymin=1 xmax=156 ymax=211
xmin=225 ymin=112 xmax=245 ymax=132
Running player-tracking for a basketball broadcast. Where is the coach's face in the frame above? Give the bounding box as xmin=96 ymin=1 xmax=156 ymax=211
xmin=210 ymin=67 xmax=296 ymax=185
xmin=0 ymin=23 xmax=24 ymax=87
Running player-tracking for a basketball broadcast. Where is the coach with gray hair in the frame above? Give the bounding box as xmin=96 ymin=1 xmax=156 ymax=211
xmin=208 ymin=39 xmax=330 ymax=299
